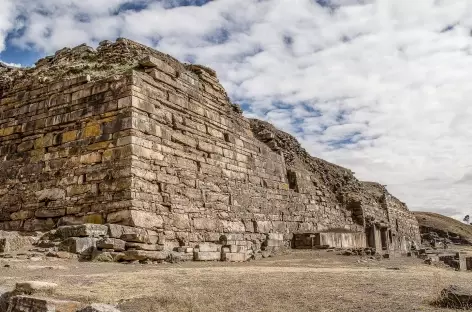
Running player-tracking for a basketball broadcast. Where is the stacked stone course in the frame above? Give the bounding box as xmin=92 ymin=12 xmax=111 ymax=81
xmin=0 ymin=38 xmax=420 ymax=261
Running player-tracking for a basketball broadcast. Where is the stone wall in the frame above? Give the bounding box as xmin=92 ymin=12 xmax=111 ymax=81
xmin=0 ymin=73 xmax=135 ymax=231
xmin=0 ymin=39 xmax=421 ymax=252
xmin=120 ymin=67 xmax=362 ymax=248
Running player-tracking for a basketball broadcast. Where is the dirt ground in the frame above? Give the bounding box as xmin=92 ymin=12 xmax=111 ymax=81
xmin=0 ymin=249 xmax=470 ymax=312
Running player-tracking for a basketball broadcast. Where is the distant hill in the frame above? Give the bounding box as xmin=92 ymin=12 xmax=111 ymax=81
xmin=414 ymin=212 xmax=472 ymax=245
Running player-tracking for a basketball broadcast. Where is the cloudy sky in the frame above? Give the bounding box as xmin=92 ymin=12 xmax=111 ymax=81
xmin=1 ymin=0 xmax=471 ymax=220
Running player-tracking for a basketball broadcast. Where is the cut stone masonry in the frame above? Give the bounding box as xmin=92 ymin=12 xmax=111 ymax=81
xmin=0 ymin=38 xmax=421 ymax=261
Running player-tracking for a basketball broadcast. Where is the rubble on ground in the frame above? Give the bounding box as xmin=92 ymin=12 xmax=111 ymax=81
xmin=0 ymin=223 xmax=287 ymax=264
xmin=0 ymin=279 xmax=121 ymax=312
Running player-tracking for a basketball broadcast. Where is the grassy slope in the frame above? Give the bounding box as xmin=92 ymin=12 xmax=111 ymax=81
xmin=414 ymin=211 xmax=472 ymax=244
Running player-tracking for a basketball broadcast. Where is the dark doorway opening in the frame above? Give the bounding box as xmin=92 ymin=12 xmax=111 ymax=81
xmin=380 ymin=228 xmax=388 ymax=250
xmin=366 ymin=226 xmax=375 ymax=248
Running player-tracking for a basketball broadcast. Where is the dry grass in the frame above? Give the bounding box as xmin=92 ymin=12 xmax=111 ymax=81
xmin=414 ymin=212 xmax=472 ymax=244
xmin=1 ymin=250 xmax=471 ymax=312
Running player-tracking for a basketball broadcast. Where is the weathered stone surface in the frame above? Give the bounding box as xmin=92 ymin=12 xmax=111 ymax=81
xmin=56 ymin=224 xmax=108 ymax=239
xmin=122 ymin=250 xmax=169 ymax=261
xmin=440 ymin=285 xmax=472 ymax=307
xmin=194 ymin=251 xmax=221 ymax=261
xmin=0 ymin=235 xmax=37 ymax=253
xmin=125 ymin=242 xmax=163 ymax=251
xmin=120 ymin=232 xmax=159 ymax=244
xmin=168 ymin=251 xmax=194 ymax=262
xmin=222 ymin=252 xmax=249 ymax=262
xmin=107 ymin=210 xmax=163 ymax=230
xmin=35 ymin=189 xmax=66 ymax=202
xmin=96 ymin=238 xmax=126 ymax=252
xmin=106 ymin=224 xmax=130 ymax=239
xmin=228 ymin=245 xmax=247 ymax=253
xmin=0 ymin=287 xmax=12 ymax=312
xmin=46 ymin=251 xmax=78 ymax=259
xmin=197 ymin=243 xmax=221 ymax=252
xmin=15 ymin=281 xmax=58 ymax=295
xmin=77 ymin=303 xmax=122 ymax=312
xmin=267 ymin=233 xmax=284 ymax=241
xmin=59 ymin=237 xmax=98 ymax=255
xmin=91 ymin=250 xmax=124 ymax=262
xmin=7 ymin=296 xmax=81 ymax=312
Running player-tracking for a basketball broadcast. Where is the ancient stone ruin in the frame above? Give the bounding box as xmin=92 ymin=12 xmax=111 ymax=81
xmin=0 ymin=38 xmax=421 ymax=263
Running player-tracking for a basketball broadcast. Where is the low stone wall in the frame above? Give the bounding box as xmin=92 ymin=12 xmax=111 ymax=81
xmin=31 ymin=223 xmax=286 ymax=263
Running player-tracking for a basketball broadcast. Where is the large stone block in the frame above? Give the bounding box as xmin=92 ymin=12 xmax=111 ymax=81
xmin=0 ymin=235 xmax=37 ymax=253
xmin=15 ymin=281 xmax=58 ymax=295
xmin=267 ymin=233 xmax=284 ymax=241
xmin=0 ymin=287 xmax=11 ymax=312
xmin=7 ymin=295 xmax=81 ymax=312
xmin=197 ymin=243 xmax=221 ymax=252
xmin=255 ymin=221 xmax=272 ymax=233
xmin=193 ymin=218 xmax=220 ymax=231
xmin=125 ymin=242 xmax=163 ymax=251
xmin=229 ymin=245 xmax=247 ymax=253
xmin=139 ymin=55 xmax=177 ymax=77
xmin=221 ymin=220 xmax=245 ymax=233
xmin=106 ymin=210 xmax=163 ymax=230
xmin=120 ymin=232 xmax=159 ymax=244
xmin=222 ymin=252 xmax=249 ymax=262
xmin=96 ymin=238 xmax=126 ymax=252
xmin=35 ymin=188 xmax=66 ymax=201
xmin=193 ymin=251 xmax=221 ymax=261
xmin=122 ymin=250 xmax=169 ymax=261
xmin=440 ymin=285 xmax=472 ymax=308
xmin=59 ymin=237 xmax=98 ymax=255
xmin=56 ymin=224 xmax=108 ymax=239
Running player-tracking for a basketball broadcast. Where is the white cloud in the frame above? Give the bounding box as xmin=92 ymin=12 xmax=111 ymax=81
xmin=0 ymin=60 xmax=22 ymax=67
xmin=0 ymin=0 xmax=16 ymax=52
xmin=1 ymin=0 xmax=472 ymax=219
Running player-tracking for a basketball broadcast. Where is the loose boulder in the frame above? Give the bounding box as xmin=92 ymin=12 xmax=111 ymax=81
xmin=15 ymin=281 xmax=58 ymax=295
xmin=439 ymin=285 xmax=472 ymax=308
xmin=7 ymin=295 xmax=81 ymax=312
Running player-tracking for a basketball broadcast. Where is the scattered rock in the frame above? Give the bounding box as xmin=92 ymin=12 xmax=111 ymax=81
xmin=7 ymin=295 xmax=81 ymax=312
xmin=91 ymin=250 xmax=125 ymax=262
xmin=439 ymin=285 xmax=472 ymax=308
xmin=0 ymin=287 xmax=12 ymax=312
xmin=122 ymin=250 xmax=169 ymax=262
xmin=15 ymin=281 xmax=58 ymax=295
xmin=46 ymin=251 xmax=78 ymax=259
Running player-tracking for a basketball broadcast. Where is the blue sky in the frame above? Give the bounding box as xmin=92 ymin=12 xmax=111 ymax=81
xmin=2 ymin=0 xmax=472 ymax=219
